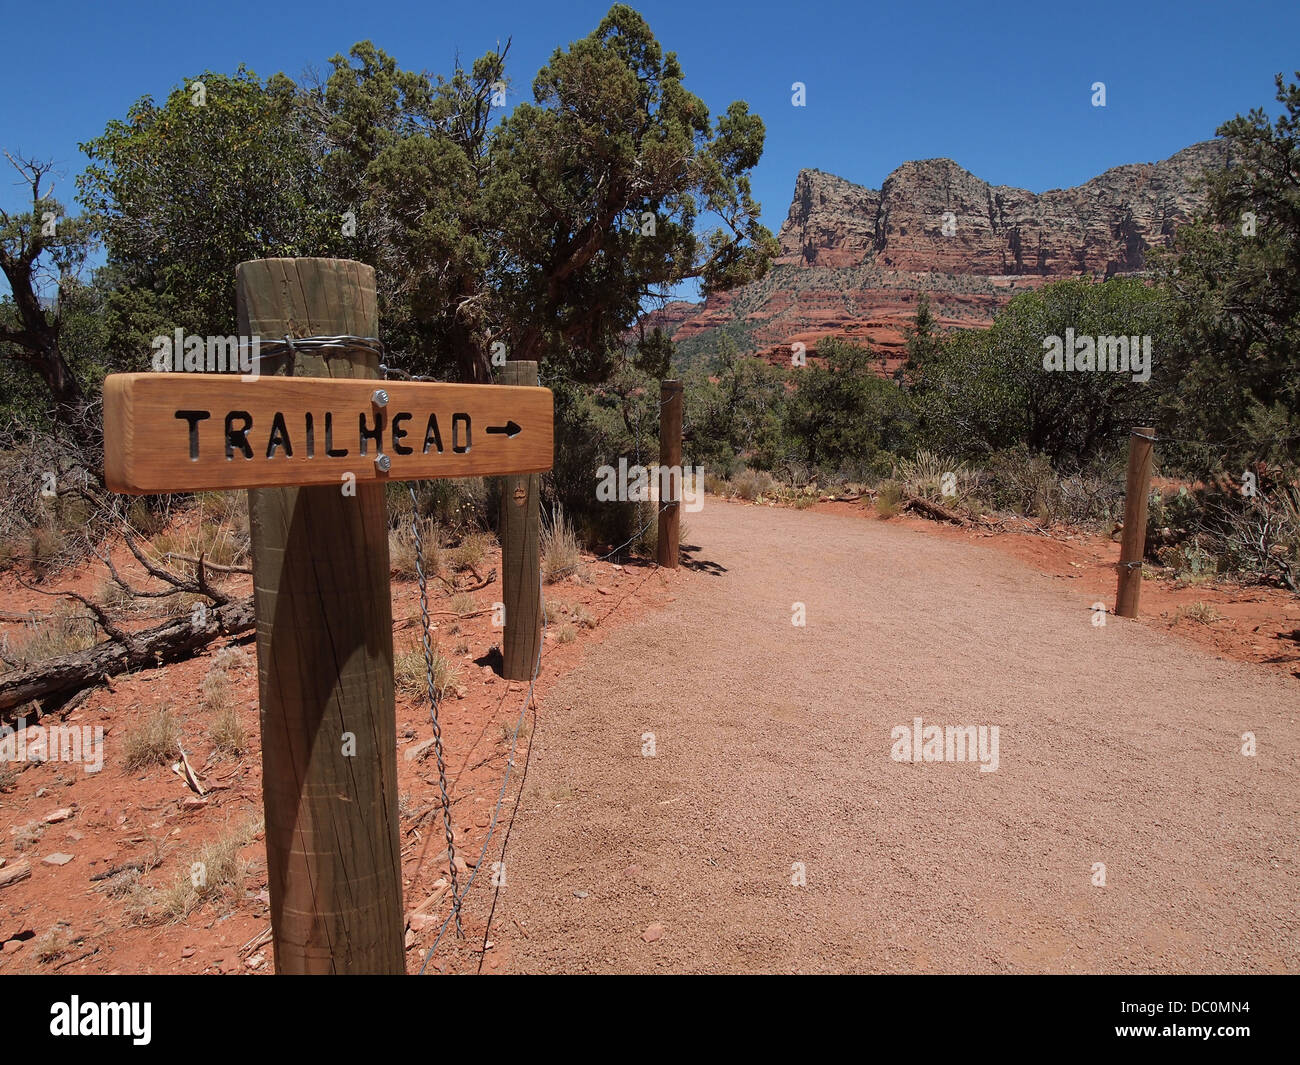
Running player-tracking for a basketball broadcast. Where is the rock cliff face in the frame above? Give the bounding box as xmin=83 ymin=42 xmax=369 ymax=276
xmin=663 ymin=140 xmax=1228 ymax=368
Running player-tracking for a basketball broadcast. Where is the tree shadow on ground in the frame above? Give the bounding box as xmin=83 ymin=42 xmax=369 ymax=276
xmin=679 ymin=543 xmax=726 ymax=575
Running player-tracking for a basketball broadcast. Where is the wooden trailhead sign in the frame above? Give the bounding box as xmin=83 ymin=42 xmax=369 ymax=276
xmin=94 ymin=257 xmax=562 ymax=974
xmin=103 ymin=372 xmax=554 ymax=494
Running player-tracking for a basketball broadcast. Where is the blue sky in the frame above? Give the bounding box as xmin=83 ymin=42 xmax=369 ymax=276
xmin=2 ymin=0 xmax=1297 ymax=296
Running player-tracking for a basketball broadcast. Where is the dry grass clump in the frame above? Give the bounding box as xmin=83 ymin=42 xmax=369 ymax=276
xmin=200 ymin=650 xmax=248 ymax=755
xmin=211 ymin=647 xmax=247 ymax=672
xmin=201 ymin=667 xmax=231 ymax=714
xmin=893 ymin=451 xmax=973 ymax=502
xmin=390 ymin=518 xmax=442 ymax=579
xmin=732 ymin=469 xmax=775 ymax=501
xmin=395 ymin=646 xmax=458 ymax=699
xmin=122 ymin=706 xmax=181 ymax=771
xmin=541 ymin=506 xmax=583 ymax=583
xmin=449 ymin=592 xmax=478 ymax=616
xmin=208 ymin=707 xmax=247 ymax=757
xmin=875 ymin=481 xmax=904 ymax=519
xmin=1178 ymin=601 xmax=1223 ymax=625
xmin=155 ymin=818 xmax=260 ymax=923
xmin=33 ymin=923 xmax=75 ymax=964
xmin=447 ymin=531 xmax=495 ymax=574
xmin=11 ymin=819 xmax=45 ymax=851
xmin=1 ymin=605 xmax=97 ymax=670
xmin=151 ymin=512 xmax=248 ymax=574
xmin=704 ymin=471 xmax=730 ymax=496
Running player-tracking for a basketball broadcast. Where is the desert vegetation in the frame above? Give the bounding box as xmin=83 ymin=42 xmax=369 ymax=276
xmin=651 ymin=74 xmax=1300 ymax=593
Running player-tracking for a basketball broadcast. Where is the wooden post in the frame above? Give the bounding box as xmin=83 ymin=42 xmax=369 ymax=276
xmin=1114 ymin=425 xmax=1155 ymax=619
xmin=237 ymin=258 xmax=404 ymax=974
xmin=499 ymin=360 xmax=541 ymax=681
xmin=656 ymin=380 xmax=683 ymax=569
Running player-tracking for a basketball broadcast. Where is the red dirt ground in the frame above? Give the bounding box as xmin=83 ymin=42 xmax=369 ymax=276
xmin=0 ymin=519 xmax=679 ymax=975
xmin=3 ymin=495 xmax=1295 ymax=974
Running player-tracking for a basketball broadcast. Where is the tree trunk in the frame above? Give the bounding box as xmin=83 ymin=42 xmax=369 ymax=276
xmin=0 ymin=598 xmax=255 ymax=719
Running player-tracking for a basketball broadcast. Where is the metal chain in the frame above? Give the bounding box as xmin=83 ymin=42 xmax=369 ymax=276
xmin=386 ymin=360 xmax=673 ymax=960
xmin=256 ymin=334 xmax=385 ymax=363
xmin=383 ymin=353 xmax=463 ymax=937
xmin=408 ymin=483 xmax=464 ymax=937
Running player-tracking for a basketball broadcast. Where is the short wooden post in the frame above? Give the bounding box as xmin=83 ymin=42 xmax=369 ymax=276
xmin=499 ymin=360 xmax=541 ymax=680
xmin=656 ymin=380 xmax=683 ymax=568
xmin=1114 ymin=425 xmax=1155 ymax=619
xmin=238 ymin=258 xmax=404 ymax=974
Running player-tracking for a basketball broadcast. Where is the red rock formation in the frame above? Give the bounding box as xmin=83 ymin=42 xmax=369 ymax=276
xmin=661 ymin=140 xmax=1228 ymax=368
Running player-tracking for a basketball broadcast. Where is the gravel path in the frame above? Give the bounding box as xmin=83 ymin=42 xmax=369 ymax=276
xmin=499 ymin=500 xmax=1300 ymax=973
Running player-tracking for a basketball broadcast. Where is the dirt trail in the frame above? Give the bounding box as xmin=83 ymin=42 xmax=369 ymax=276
xmin=499 ymin=499 xmax=1300 ymax=973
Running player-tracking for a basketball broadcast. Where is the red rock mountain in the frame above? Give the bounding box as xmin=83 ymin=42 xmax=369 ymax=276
xmin=662 ymin=140 xmax=1228 ymax=370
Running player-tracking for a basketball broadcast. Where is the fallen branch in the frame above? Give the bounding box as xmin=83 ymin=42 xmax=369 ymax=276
xmin=240 ymin=924 xmax=273 ymax=956
xmin=89 ymin=860 xmax=147 ymax=882
xmin=163 ymin=552 xmax=252 ymax=575
xmin=0 ymin=597 xmax=255 ymax=719
xmin=54 ymin=947 xmax=100 ymax=971
xmin=903 ymin=495 xmax=968 ymax=525
xmin=12 ymin=575 xmax=135 ymax=648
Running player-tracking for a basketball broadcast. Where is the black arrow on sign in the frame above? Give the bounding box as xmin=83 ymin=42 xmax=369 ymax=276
xmin=486 ymin=420 xmax=522 ymax=438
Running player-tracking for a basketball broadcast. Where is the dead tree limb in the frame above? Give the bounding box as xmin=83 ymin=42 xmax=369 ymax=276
xmin=0 ymin=597 xmax=255 ymax=719
xmin=162 ymin=553 xmax=252 ymax=575
xmin=903 ymin=494 xmax=969 ymax=525
xmin=11 ymin=574 xmax=136 ymax=649
xmin=121 ymin=529 xmax=231 ymax=606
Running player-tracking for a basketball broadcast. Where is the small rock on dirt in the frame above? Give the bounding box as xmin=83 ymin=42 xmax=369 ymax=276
xmin=43 ymin=808 xmax=74 ymax=824
xmin=574 ymin=890 xmax=589 ymax=899
xmin=42 ymin=853 xmax=75 ymax=866
xmin=641 ymin=923 xmax=664 ymax=943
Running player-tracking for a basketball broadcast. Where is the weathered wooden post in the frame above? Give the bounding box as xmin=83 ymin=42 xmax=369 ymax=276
xmin=1114 ymin=425 xmax=1156 ymax=619
xmin=237 ymin=258 xmax=404 ymax=973
xmin=499 ymin=360 xmax=542 ymax=680
xmin=656 ymin=379 xmax=683 ymax=569
xmin=101 ymin=263 xmax=553 ymax=973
